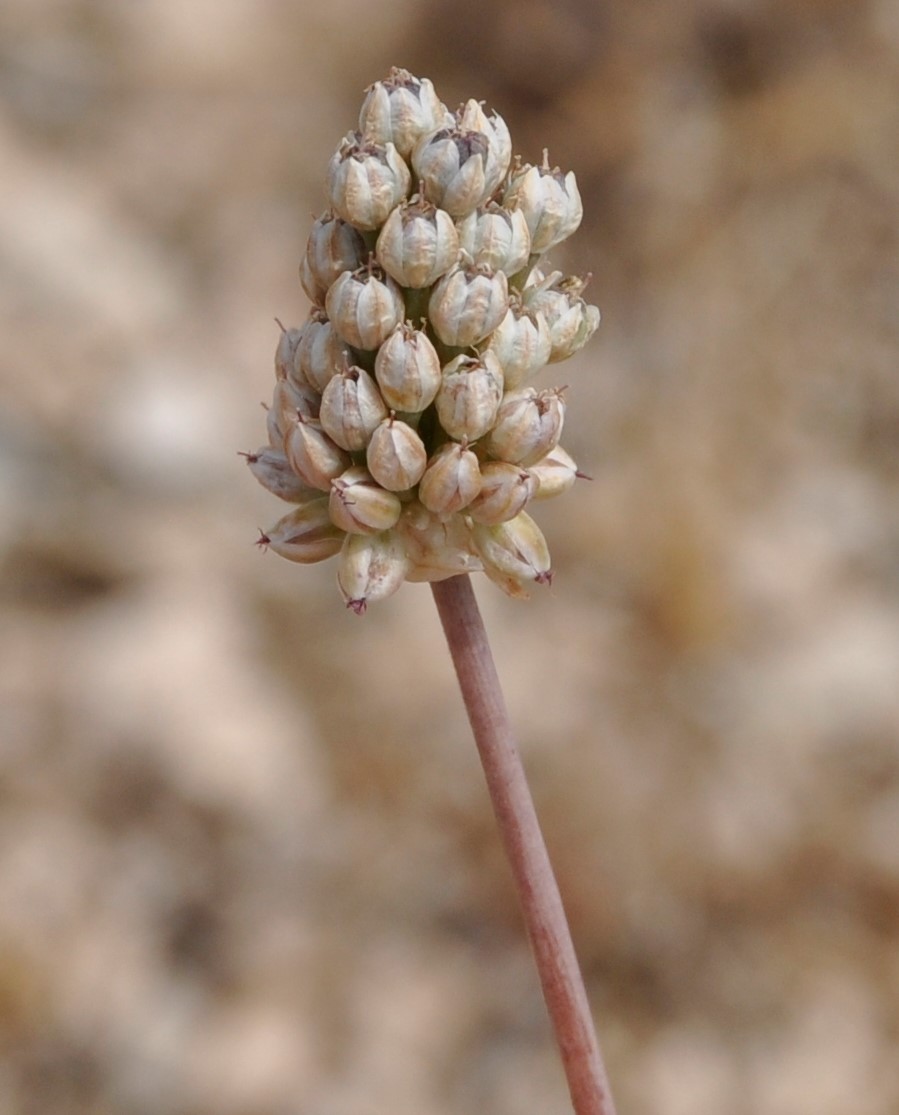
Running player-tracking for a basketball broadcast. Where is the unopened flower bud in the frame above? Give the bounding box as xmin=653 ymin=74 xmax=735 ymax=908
xmin=485 ymin=386 xmax=566 ymax=466
xmin=243 ymin=446 xmax=319 ymax=503
xmin=428 ymin=262 xmax=508 ymax=347
xmin=456 ymin=99 xmax=512 ymax=197
xmin=326 ymin=263 xmax=405 ymax=351
xmin=412 ymin=126 xmax=491 ymax=218
xmin=337 ymin=530 xmax=410 ymax=614
xmin=329 ymin=466 xmax=403 ymax=534
xmin=467 ymin=461 xmax=537 ymax=524
xmin=456 ymin=202 xmax=531 ymax=277
xmin=359 ymin=68 xmax=452 ymax=159
xmin=258 ymin=499 xmax=345 ymax=564
xmin=320 ymin=363 xmax=388 ymax=452
xmin=374 ymin=322 xmax=442 ymax=412
xmin=327 ymin=133 xmax=411 ymax=231
xmin=366 ymin=415 xmax=428 ymax=491
xmin=504 ymin=152 xmax=583 ymax=253
xmin=268 ymin=377 xmax=321 ymax=449
xmin=488 ymin=298 xmax=552 ymax=389
xmin=397 ymin=501 xmax=483 ymax=581
xmin=302 ymin=212 xmax=368 ymax=304
xmin=523 ymin=271 xmax=600 ymax=362
xmin=528 ymin=445 xmax=581 ymax=500
xmin=375 ymin=196 xmax=460 ymax=288
xmin=418 ymin=440 xmax=482 ymax=515
xmin=285 ymin=414 xmax=352 ymax=490
xmin=435 ymin=351 xmax=504 ymax=441
xmin=471 ymin=511 xmax=552 ymax=597
xmin=275 ymin=324 xmax=304 ymax=380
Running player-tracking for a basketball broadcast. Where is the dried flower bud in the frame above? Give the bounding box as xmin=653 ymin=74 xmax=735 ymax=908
xmin=258 ymin=499 xmax=345 ymax=564
xmin=243 ymin=446 xmax=319 ymax=503
xmin=320 ymin=363 xmax=388 ymax=452
xmin=275 ymin=324 xmax=304 ymax=380
xmin=456 ymin=99 xmax=512 ymax=197
xmin=325 ymin=263 xmax=405 ymax=351
xmin=466 ymin=461 xmax=537 ymax=524
xmin=471 ymin=511 xmax=552 ymax=597
xmin=523 ymin=271 xmax=600 ymax=362
xmin=528 ymin=445 xmax=581 ymax=500
xmin=504 ymin=153 xmax=583 ymax=253
xmin=412 ymin=126 xmax=492 ymax=218
xmin=329 ymin=465 xmax=403 ymax=534
xmin=488 ymin=298 xmax=552 ymax=389
xmin=359 ymin=68 xmax=452 ymax=159
xmin=375 ymin=196 xmax=460 ymax=288
xmin=337 ymin=530 xmax=410 ymax=614
xmin=428 ymin=262 xmax=508 ymax=347
xmin=294 ymin=312 xmax=352 ymax=393
xmin=456 ymin=202 xmax=531 ymax=277
xmin=435 ymin=351 xmax=504 ymax=441
xmin=366 ymin=415 xmax=428 ymax=491
xmin=397 ymin=500 xmax=483 ymax=581
xmin=326 ymin=133 xmax=411 ymax=231
xmin=268 ymin=377 xmax=320 ymax=448
xmin=285 ymin=414 xmax=352 ymax=491
xmin=418 ymin=440 xmax=482 ymax=515
xmin=374 ymin=322 xmax=442 ymax=412
xmin=484 ymin=386 xmax=566 ymax=466
xmin=302 ymin=212 xmax=368 ymax=304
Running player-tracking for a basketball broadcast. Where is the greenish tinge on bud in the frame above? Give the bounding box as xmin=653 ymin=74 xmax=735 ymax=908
xmin=268 ymin=377 xmax=321 ymax=449
xmin=366 ymin=415 xmax=428 ymax=491
xmin=435 ymin=351 xmax=504 ymax=441
xmin=397 ymin=501 xmax=483 ymax=582
xmin=259 ymin=499 xmax=345 ymax=564
xmin=275 ymin=324 xmax=304 ymax=380
xmin=428 ymin=262 xmax=509 ymax=347
xmin=466 ymin=460 xmax=537 ymax=525
xmin=528 ymin=445 xmax=581 ymax=500
xmin=418 ymin=440 xmax=482 ymax=515
xmin=374 ymin=322 xmax=442 ymax=412
xmin=325 ymin=264 xmax=405 ymax=351
xmin=455 ymin=99 xmax=512 ymax=198
xmin=327 ymin=132 xmax=411 ymax=231
xmin=456 ymin=202 xmax=531 ymax=277
xmin=358 ymin=68 xmax=451 ymax=159
xmin=412 ymin=127 xmax=492 ymax=218
xmin=294 ymin=312 xmax=352 ymax=394
xmin=487 ymin=298 xmax=552 ymax=389
xmin=484 ymin=386 xmax=566 ymax=466
xmin=302 ymin=212 xmax=368 ymax=305
xmin=523 ymin=270 xmax=600 ymax=363
xmin=319 ymin=364 xmax=388 ymax=452
xmin=375 ymin=196 xmax=460 ymax=289
xmin=243 ymin=446 xmax=319 ymax=503
xmin=337 ymin=530 xmax=410 ymax=614
xmin=503 ymin=152 xmax=583 ymax=253
xmin=328 ymin=465 xmax=403 ymax=534
xmin=285 ymin=414 xmax=353 ymax=491
xmin=471 ymin=511 xmax=552 ymax=598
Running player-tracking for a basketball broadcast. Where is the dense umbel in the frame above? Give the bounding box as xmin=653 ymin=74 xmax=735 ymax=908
xmin=247 ymin=68 xmax=599 ymax=613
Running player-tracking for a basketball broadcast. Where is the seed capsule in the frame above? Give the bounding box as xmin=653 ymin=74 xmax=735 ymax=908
xmin=268 ymin=377 xmax=321 ymax=449
xmin=456 ymin=202 xmax=531 ymax=277
xmin=428 ymin=262 xmax=508 ymax=347
xmin=326 ymin=132 xmax=411 ymax=231
xmin=329 ymin=466 xmax=403 ymax=534
xmin=358 ymin=68 xmax=452 ymax=159
xmin=243 ymin=446 xmax=319 ymax=503
xmin=488 ymin=298 xmax=552 ymax=389
xmin=275 ymin=324 xmax=305 ymax=380
xmin=503 ymin=152 xmax=583 ymax=253
xmin=466 ymin=461 xmax=537 ymax=525
xmin=435 ymin=352 xmax=503 ymax=441
xmin=374 ymin=322 xmax=442 ymax=413
xmin=302 ymin=212 xmax=368 ymax=304
xmin=484 ymin=387 xmax=566 ymax=466
xmin=376 ymin=196 xmax=460 ymax=289
xmin=418 ymin=441 xmax=482 ymax=515
xmin=337 ymin=530 xmax=410 ymax=614
xmin=294 ymin=313 xmax=352 ymax=394
xmin=284 ymin=414 xmax=352 ymax=491
xmin=366 ymin=415 xmax=428 ymax=491
xmin=412 ymin=126 xmax=491 ymax=218
xmin=326 ymin=263 xmax=405 ymax=351
xmin=523 ymin=271 xmax=600 ymax=362
xmin=319 ymin=363 xmax=388 ymax=452
xmin=456 ymin=99 xmax=512 ymax=198
xmin=258 ymin=499 xmax=345 ymax=564
xmin=397 ymin=500 xmax=483 ymax=581
xmin=471 ymin=511 xmax=553 ymax=598
xmin=528 ymin=445 xmax=583 ymax=501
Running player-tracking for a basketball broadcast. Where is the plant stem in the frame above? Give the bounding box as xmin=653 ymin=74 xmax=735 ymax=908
xmin=430 ymin=574 xmax=618 ymax=1115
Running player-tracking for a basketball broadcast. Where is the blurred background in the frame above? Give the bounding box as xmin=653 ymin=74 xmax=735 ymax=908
xmin=1 ymin=1 xmax=898 ymax=1112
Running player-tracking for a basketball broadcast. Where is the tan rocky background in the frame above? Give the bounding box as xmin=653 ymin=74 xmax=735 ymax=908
xmin=2 ymin=1 xmax=898 ymax=1112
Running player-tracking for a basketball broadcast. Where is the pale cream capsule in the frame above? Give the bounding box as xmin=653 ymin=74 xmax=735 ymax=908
xmin=337 ymin=530 xmax=410 ymax=614
xmin=285 ymin=414 xmax=352 ymax=491
xmin=329 ymin=466 xmax=403 ymax=535
xmin=274 ymin=324 xmax=305 ymax=380
xmin=412 ymin=126 xmax=491 ymax=218
xmin=366 ymin=415 xmax=428 ymax=491
xmin=523 ymin=271 xmax=600 ymax=363
xmin=376 ymin=196 xmax=460 ymax=289
xmin=428 ymin=262 xmax=509 ymax=348
xmin=503 ymin=152 xmax=583 ymax=253
xmin=268 ymin=378 xmax=321 ymax=449
xmin=484 ymin=386 xmax=565 ymax=466
xmin=456 ymin=99 xmax=512 ymax=198
xmin=325 ymin=265 xmax=405 ymax=351
xmin=466 ymin=461 xmax=537 ymax=525
xmin=528 ymin=445 xmax=581 ymax=500
xmin=320 ymin=364 xmax=388 ymax=452
xmin=327 ymin=132 xmax=411 ymax=231
xmin=302 ymin=212 xmax=368 ymax=304
xmin=358 ymin=68 xmax=452 ymax=159
xmin=435 ymin=351 xmax=504 ymax=441
xmin=243 ymin=446 xmax=319 ymax=503
xmin=488 ymin=299 xmax=552 ymax=389
xmin=418 ymin=441 xmax=482 ymax=515
xmin=456 ymin=202 xmax=531 ymax=277
xmin=295 ymin=314 xmax=352 ymax=394
xmin=471 ymin=510 xmax=553 ymax=598
xmin=374 ymin=323 xmax=442 ymax=412
xmin=397 ymin=500 xmax=483 ymax=582
xmin=258 ymin=499 xmax=345 ymax=564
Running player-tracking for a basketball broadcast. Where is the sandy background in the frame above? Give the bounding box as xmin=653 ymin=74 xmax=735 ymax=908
xmin=2 ymin=1 xmax=898 ymax=1112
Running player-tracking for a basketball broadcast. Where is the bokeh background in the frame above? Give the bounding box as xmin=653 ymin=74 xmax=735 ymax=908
xmin=2 ymin=1 xmax=898 ymax=1112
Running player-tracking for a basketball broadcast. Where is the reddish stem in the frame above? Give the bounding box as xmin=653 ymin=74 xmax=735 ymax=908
xmin=430 ymin=574 xmax=618 ymax=1115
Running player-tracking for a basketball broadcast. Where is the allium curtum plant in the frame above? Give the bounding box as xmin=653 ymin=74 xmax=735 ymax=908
xmin=246 ymin=69 xmax=616 ymax=1115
